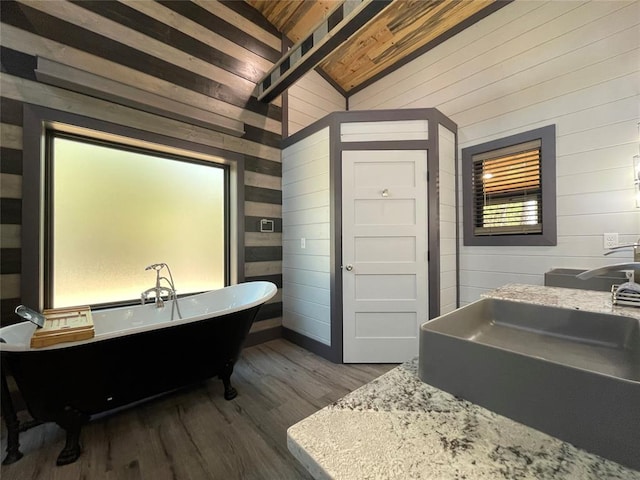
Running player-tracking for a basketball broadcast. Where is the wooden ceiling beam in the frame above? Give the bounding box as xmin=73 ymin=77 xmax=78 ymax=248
xmin=255 ymin=0 xmax=392 ymax=103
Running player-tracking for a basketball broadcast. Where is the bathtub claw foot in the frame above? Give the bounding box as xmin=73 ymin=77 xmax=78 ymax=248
xmin=223 ymin=383 xmax=238 ymax=400
xmin=56 ymin=445 xmax=81 ymax=466
xmin=221 ymin=361 xmax=237 ymax=400
xmin=222 ymin=374 xmax=237 ymax=400
xmin=55 ymin=406 xmax=87 ymax=466
xmin=56 ymin=428 xmax=82 ymax=466
xmin=1 ymin=368 xmax=23 ymax=465
xmin=2 ymin=449 xmax=23 ymax=465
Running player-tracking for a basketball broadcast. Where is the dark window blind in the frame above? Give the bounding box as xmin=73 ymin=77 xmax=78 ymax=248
xmin=472 ymin=139 xmax=542 ymax=236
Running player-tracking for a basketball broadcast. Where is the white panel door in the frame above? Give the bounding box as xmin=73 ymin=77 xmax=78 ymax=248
xmin=342 ymin=150 xmax=428 ymax=363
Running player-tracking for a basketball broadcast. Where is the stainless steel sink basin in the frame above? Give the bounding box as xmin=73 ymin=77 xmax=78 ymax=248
xmin=419 ymin=298 xmax=640 ymax=470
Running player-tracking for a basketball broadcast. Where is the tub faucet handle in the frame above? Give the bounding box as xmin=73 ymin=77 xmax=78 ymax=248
xmin=145 ymin=263 xmax=166 ymax=271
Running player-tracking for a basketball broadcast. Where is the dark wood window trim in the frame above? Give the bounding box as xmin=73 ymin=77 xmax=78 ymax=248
xmin=22 ymin=104 xmax=245 ymax=311
xmin=462 ymin=125 xmax=556 ymax=246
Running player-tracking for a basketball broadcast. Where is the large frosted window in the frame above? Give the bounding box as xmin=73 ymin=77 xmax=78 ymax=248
xmin=49 ymin=135 xmax=227 ymax=308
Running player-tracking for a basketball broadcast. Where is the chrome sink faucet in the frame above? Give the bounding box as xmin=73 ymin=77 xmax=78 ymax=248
xmin=141 ymin=263 xmax=182 ymax=319
xmin=604 ymin=237 xmax=640 ymax=262
xmin=577 ymin=262 xmax=640 ymax=283
xmin=577 ymin=238 xmax=640 ymax=306
xmin=581 ymin=237 xmax=640 ymax=284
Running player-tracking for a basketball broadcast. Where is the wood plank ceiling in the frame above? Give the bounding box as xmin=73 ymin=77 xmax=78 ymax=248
xmin=246 ymin=0 xmax=503 ymax=95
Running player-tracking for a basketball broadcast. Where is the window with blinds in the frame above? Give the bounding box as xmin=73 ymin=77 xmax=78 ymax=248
xmin=472 ymin=139 xmax=542 ymax=236
xmin=462 ymin=125 xmax=556 ymax=246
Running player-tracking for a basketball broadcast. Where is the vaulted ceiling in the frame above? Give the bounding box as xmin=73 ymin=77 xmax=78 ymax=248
xmin=247 ymin=0 xmax=509 ymax=96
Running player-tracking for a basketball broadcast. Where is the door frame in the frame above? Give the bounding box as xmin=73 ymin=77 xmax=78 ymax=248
xmin=281 ymin=108 xmax=458 ymax=363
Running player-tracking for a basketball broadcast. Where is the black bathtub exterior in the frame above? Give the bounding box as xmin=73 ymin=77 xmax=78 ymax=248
xmin=2 ymin=304 xmax=262 ymax=465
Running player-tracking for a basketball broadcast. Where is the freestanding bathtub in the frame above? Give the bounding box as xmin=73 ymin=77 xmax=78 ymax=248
xmin=0 ymin=281 xmax=277 ymax=466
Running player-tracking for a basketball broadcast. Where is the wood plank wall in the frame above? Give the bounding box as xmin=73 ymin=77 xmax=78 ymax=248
xmin=350 ymin=0 xmax=640 ymax=305
xmin=0 ymin=0 xmax=284 ymax=337
xmin=282 ymin=127 xmax=332 ymax=345
xmin=287 ymin=70 xmax=346 ymax=137
xmin=438 ymin=125 xmax=457 ymax=315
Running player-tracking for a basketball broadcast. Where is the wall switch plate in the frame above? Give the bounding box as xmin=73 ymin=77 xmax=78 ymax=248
xmin=603 ymin=232 xmax=618 ymax=249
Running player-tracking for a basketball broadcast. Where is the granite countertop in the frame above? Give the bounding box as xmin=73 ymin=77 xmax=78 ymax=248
xmin=287 ymin=284 xmax=640 ymax=480
xmin=483 ymin=283 xmax=640 ymax=321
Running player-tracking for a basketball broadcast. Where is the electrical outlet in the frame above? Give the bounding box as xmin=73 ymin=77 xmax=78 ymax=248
xmin=300 ymin=237 xmax=306 ymax=249
xmin=603 ymin=233 xmax=618 ymax=249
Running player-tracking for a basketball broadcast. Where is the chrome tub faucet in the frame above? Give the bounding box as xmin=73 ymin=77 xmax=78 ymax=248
xmin=141 ymin=263 xmax=183 ymax=319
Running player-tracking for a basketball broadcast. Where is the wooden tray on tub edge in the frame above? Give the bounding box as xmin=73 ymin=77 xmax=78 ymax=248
xmin=30 ymin=306 xmax=95 ymax=348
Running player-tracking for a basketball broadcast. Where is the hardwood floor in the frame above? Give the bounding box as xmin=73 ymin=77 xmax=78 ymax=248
xmin=1 ymin=339 xmax=395 ymax=479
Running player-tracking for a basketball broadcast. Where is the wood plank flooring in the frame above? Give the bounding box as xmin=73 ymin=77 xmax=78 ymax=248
xmin=1 ymin=339 xmax=395 ymax=479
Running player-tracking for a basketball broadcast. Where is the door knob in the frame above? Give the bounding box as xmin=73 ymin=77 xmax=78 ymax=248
xmin=345 ymin=264 xmax=353 ymax=271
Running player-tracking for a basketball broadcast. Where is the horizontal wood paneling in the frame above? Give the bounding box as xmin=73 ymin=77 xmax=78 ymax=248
xmin=0 ymin=148 xmax=22 ymax=174
xmin=287 ymin=70 xmax=345 ymax=136
xmin=282 ymin=156 xmax=329 ymax=184
xmin=0 ymin=96 xmax=23 ymax=124
xmin=245 ymin=246 xmax=282 ymax=263
xmin=244 ymin=170 xmax=282 ymax=190
xmin=283 ymin=267 xmax=330 ymax=289
xmin=0 ymin=45 xmax=36 ymax=79
xmin=0 ymin=173 xmax=21 ymax=198
xmin=282 ymin=223 xmax=330 ymax=242
xmin=0 ymin=123 xmax=22 ymax=149
xmin=245 ymin=260 xmax=282 ymax=277
xmin=72 ymin=0 xmax=267 ymax=83
xmin=0 ymin=274 xmax=20 ymax=298
xmin=284 ymin=281 xmax=331 ymax=306
xmin=351 ymin=0 xmax=640 ymax=306
xmin=283 ymin=254 xmax=331 ymax=274
xmin=160 ymin=0 xmax=280 ymax=62
xmin=283 ymin=206 xmax=330 ymax=226
xmin=219 ymin=1 xmax=282 ymax=41
xmin=244 ymin=201 xmax=282 ymax=219
xmin=282 ymin=128 xmax=332 ymax=345
xmin=243 ymin=124 xmax=282 ymax=148
xmin=439 ymin=125 xmax=457 ymax=314
xmin=244 ymin=155 xmax=282 ymax=175
xmin=0 ymin=0 xmax=283 ymax=330
xmin=350 ymin=0 xmax=565 ymax=106
xmin=340 ymin=119 xmax=429 ymax=142
xmin=0 ymin=225 xmax=20 ymax=249
xmin=1 ymin=1 xmax=280 ymax=119
xmin=0 ymin=198 xmax=21 ymax=224
xmin=283 ymin=239 xmax=331 ymax=257
xmin=130 ymin=1 xmax=276 ymax=72
xmin=1 ymin=44 xmax=281 ymax=161
xmin=0 ymin=248 xmax=20 ymax=274
xmin=245 ymin=185 xmax=282 ymax=205
xmin=1 ymin=73 xmax=280 ymax=163
xmin=1 ymin=23 xmax=282 ymax=135
xmin=283 ymin=309 xmax=331 ymax=345
xmin=282 ymin=174 xmax=330 ymax=199
xmin=245 ymin=232 xmax=282 ymax=247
